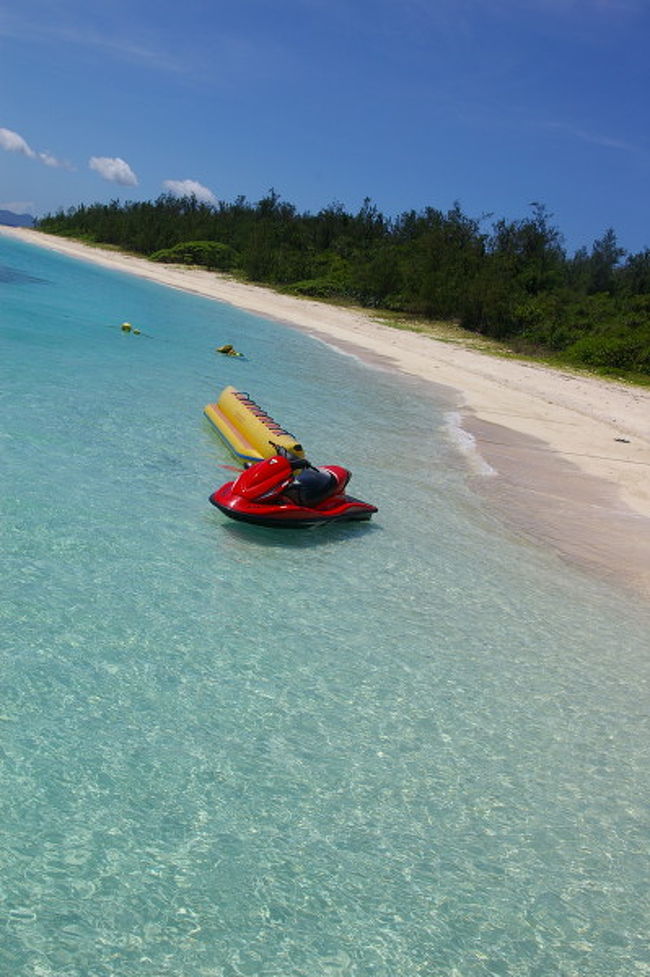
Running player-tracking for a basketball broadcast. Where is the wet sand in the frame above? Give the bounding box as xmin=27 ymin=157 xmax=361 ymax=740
xmin=464 ymin=417 xmax=650 ymax=597
xmin=3 ymin=225 xmax=650 ymax=598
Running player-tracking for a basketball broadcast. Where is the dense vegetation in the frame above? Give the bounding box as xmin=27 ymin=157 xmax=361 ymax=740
xmin=38 ymin=192 xmax=650 ymax=377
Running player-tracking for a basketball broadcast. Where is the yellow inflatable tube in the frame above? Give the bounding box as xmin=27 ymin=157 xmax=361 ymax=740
xmin=204 ymin=386 xmax=305 ymax=463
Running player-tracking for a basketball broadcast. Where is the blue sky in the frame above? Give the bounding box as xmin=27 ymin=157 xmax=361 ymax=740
xmin=1 ymin=0 xmax=648 ymax=255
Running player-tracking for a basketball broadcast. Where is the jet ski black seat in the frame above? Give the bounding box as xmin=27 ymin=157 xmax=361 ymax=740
xmin=286 ymin=468 xmax=337 ymax=506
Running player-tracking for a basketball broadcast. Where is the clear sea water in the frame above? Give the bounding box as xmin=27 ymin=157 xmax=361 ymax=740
xmin=2 ymin=234 xmax=650 ymax=977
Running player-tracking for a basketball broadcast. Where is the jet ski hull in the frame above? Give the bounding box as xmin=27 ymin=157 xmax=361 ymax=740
xmin=209 ymin=482 xmax=377 ymax=528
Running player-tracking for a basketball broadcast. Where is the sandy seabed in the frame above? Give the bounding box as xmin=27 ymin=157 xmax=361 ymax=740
xmin=3 ymin=225 xmax=650 ymax=599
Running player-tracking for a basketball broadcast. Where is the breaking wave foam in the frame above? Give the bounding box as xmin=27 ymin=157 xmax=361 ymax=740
xmin=444 ymin=410 xmax=497 ymax=476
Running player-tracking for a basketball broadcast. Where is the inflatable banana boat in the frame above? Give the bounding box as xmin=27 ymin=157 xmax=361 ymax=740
xmin=203 ymin=386 xmax=305 ymax=463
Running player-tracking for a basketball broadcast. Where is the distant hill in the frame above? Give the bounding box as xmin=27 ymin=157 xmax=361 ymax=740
xmin=0 ymin=210 xmax=35 ymax=227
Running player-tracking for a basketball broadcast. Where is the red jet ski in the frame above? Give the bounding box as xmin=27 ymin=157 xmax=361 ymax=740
xmin=209 ymin=450 xmax=377 ymax=528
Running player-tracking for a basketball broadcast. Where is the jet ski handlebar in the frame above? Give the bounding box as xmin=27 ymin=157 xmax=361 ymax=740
xmin=269 ymin=441 xmax=313 ymax=470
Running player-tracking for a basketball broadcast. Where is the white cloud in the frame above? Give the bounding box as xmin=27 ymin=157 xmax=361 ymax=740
xmin=89 ymin=156 xmax=138 ymax=186
xmin=0 ymin=12 xmax=188 ymax=77
xmin=0 ymin=127 xmax=69 ymax=168
xmin=163 ymin=179 xmax=217 ymax=205
xmin=0 ymin=200 xmax=34 ymax=214
xmin=0 ymin=127 xmax=37 ymax=158
xmin=39 ymin=149 xmax=66 ymax=168
xmin=544 ymin=121 xmax=636 ymax=152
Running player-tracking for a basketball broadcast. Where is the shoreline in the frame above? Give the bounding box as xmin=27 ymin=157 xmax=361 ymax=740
xmin=3 ymin=225 xmax=650 ymax=598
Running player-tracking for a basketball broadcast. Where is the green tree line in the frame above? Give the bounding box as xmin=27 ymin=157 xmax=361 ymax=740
xmin=38 ymin=192 xmax=650 ymax=377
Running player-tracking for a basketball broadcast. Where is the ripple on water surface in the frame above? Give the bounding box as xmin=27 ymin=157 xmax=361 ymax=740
xmin=1 ymin=235 xmax=650 ymax=976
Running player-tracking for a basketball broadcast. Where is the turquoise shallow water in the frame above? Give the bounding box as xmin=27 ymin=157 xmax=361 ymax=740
xmin=2 ymin=235 xmax=650 ymax=977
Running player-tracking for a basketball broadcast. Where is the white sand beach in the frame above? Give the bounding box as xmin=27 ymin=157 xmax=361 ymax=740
xmin=4 ymin=224 xmax=650 ymax=597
